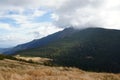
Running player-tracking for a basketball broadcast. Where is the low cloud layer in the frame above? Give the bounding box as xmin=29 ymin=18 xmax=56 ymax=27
xmin=53 ymin=0 xmax=120 ymax=29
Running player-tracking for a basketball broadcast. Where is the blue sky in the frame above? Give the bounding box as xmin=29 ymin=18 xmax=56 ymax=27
xmin=0 ymin=0 xmax=120 ymax=48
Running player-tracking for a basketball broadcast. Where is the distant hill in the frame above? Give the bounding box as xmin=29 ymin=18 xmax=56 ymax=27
xmin=0 ymin=48 xmax=6 ymax=53
xmin=0 ymin=48 xmax=12 ymax=53
xmin=3 ymin=27 xmax=120 ymax=73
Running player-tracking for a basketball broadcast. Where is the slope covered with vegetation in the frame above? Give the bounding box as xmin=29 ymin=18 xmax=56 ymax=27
xmin=13 ymin=28 xmax=120 ymax=73
xmin=0 ymin=57 xmax=120 ymax=80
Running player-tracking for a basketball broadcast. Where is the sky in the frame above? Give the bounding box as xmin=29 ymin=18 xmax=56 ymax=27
xmin=0 ymin=0 xmax=120 ymax=48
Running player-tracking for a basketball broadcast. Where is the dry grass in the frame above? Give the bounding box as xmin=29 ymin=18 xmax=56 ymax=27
xmin=0 ymin=58 xmax=119 ymax=80
xmin=15 ymin=55 xmax=52 ymax=64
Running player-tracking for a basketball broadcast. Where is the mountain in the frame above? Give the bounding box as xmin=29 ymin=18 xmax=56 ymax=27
xmin=3 ymin=27 xmax=80 ymax=54
xmin=3 ymin=27 xmax=120 ymax=73
xmin=0 ymin=48 xmax=4 ymax=53
xmin=0 ymin=48 xmax=12 ymax=53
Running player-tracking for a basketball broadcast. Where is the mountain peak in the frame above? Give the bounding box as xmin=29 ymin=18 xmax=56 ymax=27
xmin=2 ymin=27 xmax=120 ymax=73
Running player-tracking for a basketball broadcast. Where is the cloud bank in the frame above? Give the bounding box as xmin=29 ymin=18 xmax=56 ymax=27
xmin=0 ymin=0 xmax=120 ymax=47
xmin=53 ymin=0 xmax=120 ymax=29
xmin=0 ymin=0 xmax=64 ymax=48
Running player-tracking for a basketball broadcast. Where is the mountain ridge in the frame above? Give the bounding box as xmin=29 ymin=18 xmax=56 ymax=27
xmin=3 ymin=27 xmax=80 ymax=54
xmin=2 ymin=27 xmax=120 ymax=73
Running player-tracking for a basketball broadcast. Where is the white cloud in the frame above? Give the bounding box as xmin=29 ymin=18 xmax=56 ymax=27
xmin=51 ymin=13 xmax=59 ymax=21
xmin=0 ymin=23 xmax=12 ymax=31
xmin=10 ymin=15 xmax=29 ymax=24
xmin=32 ymin=10 xmax=46 ymax=17
xmin=53 ymin=0 xmax=120 ymax=29
xmin=0 ymin=0 xmax=65 ymax=10
xmin=0 ymin=22 xmax=62 ymax=48
xmin=0 ymin=0 xmax=120 ymax=48
xmin=0 ymin=0 xmax=64 ymax=48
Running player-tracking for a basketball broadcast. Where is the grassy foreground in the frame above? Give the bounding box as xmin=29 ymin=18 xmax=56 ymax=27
xmin=0 ymin=57 xmax=119 ymax=80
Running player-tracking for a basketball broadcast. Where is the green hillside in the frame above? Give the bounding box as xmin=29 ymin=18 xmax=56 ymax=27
xmin=15 ymin=28 xmax=120 ymax=73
